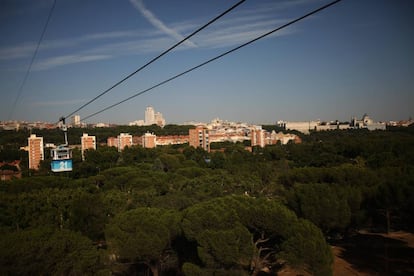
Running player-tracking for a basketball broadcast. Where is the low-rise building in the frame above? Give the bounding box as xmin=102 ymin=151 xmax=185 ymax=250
xmin=278 ymin=120 xmax=320 ymax=134
xmin=351 ymin=114 xmax=386 ymax=130
xmin=267 ymin=131 xmax=301 ymax=145
xmin=156 ymin=135 xmax=189 ymax=146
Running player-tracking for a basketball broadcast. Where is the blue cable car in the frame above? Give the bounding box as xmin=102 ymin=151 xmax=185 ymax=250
xmin=51 ymin=117 xmax=73 ymax=172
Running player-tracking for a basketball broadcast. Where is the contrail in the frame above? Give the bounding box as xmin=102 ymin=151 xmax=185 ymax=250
xmin=129 ymin=0 xmax=196 ymax=47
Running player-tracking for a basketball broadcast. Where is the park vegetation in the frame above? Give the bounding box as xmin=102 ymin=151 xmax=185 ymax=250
xmin=0 ymin=125 xmax=413 ymax=275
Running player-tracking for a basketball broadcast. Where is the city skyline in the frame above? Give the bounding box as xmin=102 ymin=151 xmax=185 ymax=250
xmin=1 ymin=0 xmax=413 ymax=124
xmin=0 ymin=110 xmax=410 ymax=127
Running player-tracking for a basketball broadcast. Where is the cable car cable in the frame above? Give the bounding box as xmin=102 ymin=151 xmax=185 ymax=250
xmin=8 ymin=0 xmax=57 ymax=120
xmin=81 ymin=0 xmax=343 ymax=122
xmin=62 ymin=0 xmax=246 ymax=122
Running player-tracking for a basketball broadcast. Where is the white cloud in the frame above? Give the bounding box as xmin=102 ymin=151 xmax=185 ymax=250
xmin=1 ymin=1 xmax=302 ymax=71
xmin=0 ymin=43 xmax=36 ymax=60
xmin=193 ymin=18 xmax=294 ymax=48
xmin=33 ymin=54 xmax=111 ymax=71
xmin=128 ymin=0 xmax=196 ymax=48
xmin=0 ymin=30 xmax=149 ymax=61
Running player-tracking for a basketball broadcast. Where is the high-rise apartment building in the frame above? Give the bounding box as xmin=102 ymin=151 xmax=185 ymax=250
xmin=144 ymin=106 xmax=165 ymax=127
xmin=251 ymin=127 xmax=265 ymax=148
xmin=142 ymin=132 xmax=156 ymax=148
xmin=189 ymin=125 xmax=209 ymax=152
xmin=145 ymin=106 xmax=155 ymax=125
xmin=81 ymin=133 xmax=96 ymax=160
xmin=118 ymin=133 xmax=133 ymax=152
xmin=71 ymin=115 xmax=81 ymax=127
xmin=155 ymin=112 xmax=165 ymax=127
xmin=28 ymin=134 xmax=44 ymax=170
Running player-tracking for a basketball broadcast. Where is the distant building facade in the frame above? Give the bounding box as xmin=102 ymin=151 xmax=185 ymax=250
xmin=81 ymin=133 xmax=96 ymax=160
xmin=109 ymin=133 xmax=190 ymax=148
xmin=156 ymin=135 xmax=189 ymax=146
xmin=28 ymin=134 xmax=44 ymax=170
xmin=155 ymin=112 xmax=166 ymax=127
xmin=145 ymin=106 xmax=155 ymax=125
xmin=251 ymin=127 xmax=266 ymax=148
xmin=278 ymin=121 xmax=320 ymax=134
xmin=104 ymin=120 xmax=304 ymax=152
xmin=351 ymin=114 xmax=386 ymax=131
xmin=142 ymin=132 xmax=157 ymax=148
xmin=107 ymin=137 xmax=118 ymax=148
xmin=278 ymin=113 xmax=385 ymax=134
xmin=129 ymin=106 xmax=166 ymax=127
xmin=129 ymin=120 xmax=145 ymax=126
xmin=118 ymin=133 xmax=133 ymax=152
xmin=267 ymin=131 xmax=301 ymax=145
xmin=71 ymin=115 xmax=81 ymax=127
xmin=189 ymin=125 xmax=210 ymax=152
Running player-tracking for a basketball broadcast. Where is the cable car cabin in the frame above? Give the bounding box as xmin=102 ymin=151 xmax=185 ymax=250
xmin=50 ymin=146 xmax=73 ymax=172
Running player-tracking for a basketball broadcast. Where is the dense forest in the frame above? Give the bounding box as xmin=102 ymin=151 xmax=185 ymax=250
xmin=0 ymin=125 xmax=413 ymax=275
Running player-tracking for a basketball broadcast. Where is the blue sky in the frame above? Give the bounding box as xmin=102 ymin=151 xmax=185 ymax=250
xmin=1 ymin=0 xmax=413 ymax=124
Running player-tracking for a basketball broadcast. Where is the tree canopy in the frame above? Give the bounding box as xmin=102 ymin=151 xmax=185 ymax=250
xmin=0 ymin=126 xmax=413 ymax=274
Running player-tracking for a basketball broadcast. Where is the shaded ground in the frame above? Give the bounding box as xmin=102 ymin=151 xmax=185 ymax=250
xmin=332 ymin=231 xmax=414 ymax=276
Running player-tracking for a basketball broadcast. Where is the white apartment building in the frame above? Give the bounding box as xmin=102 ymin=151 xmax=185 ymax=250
xmin=71 ymin=115 xmax=81 ymax=127
xmin=143 ymin=106 xmax=165 ymax=127
xmin=145 ymin=106 xmax=155 ymax=125
xmin=155 ymin=112 xmax=165 ymax=127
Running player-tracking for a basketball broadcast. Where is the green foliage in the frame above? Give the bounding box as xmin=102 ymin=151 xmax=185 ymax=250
xmin=175 ymin=166 xmax=208 ymax=178
xmin=197 ymin=226 xmax=253 ymax=269
xmin=0 ymin=187 xmax=79 ymax=230
xmin=0 ymin=126 xmax=413 ymax=274
xmin=120 ymin=145 xmax=157 ymax=165
xmin=182 ymin=198 xmax=253 ymax=271
xmin=105 ymin=207 xmax=181 ymax=274
xmin=157 ymin=153 xmax=182 ymax=172
xmin=182 ymin=198 xmax=240 ymax=241
xmin=69 ymin=192 xmax=108 ymax=240
xmin=279 ymin=164 xmax=379 ymax=187
xmin=0 ymin=164 xmax=18 ymax=171
xmin=182 ymin=262 xmax=207 ymax=275
xmin=0 ymin=227 xmax=101 ymax=275
xmin=287 ymin=183 xmax=352 ymax=233
xmin=210 ymin=141 xmax=247 ymax=150
xmin=0 ymin=129 xmax=30 ymax=147
xmin=84 ymin=145 xmax=119 ymax=170
xmin=209 ymin=151 xmax=226 ymax=169
xmin=366 ymin=166 xmax=414 ymax=231
xmin=230 ymin=196 xmax=297 ymax=237
xmin=280 ymin=219 xmax=333 ymax=276
xmin=182 ymin=196 xmax=333 ymax=275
